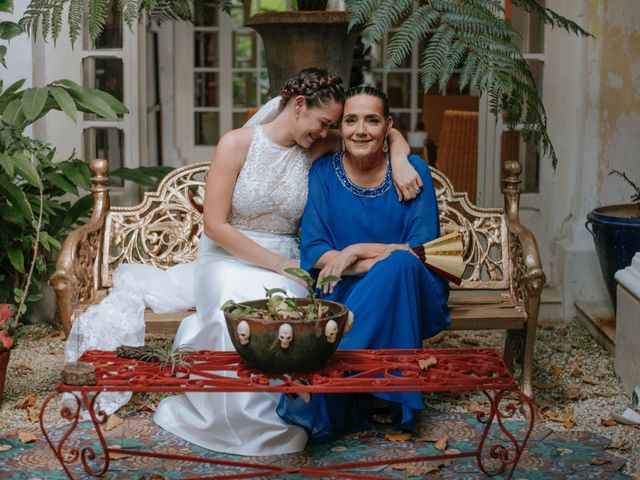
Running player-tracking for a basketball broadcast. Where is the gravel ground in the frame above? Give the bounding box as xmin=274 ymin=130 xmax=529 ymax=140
xmin=1 ymin=320 xmax=639 ymax=476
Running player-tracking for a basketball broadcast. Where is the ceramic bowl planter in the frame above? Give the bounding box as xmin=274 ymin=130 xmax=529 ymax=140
xmin=224 ymin=298 xmax=351 ymax=374
xmin=586 ymin=204 xmax=640 ymax=306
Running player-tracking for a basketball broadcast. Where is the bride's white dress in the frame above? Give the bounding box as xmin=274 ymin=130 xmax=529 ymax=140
xmin=152 ymin=125 xmax=309 ymax=455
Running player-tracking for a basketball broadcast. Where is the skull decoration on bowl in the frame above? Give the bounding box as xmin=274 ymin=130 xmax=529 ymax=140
xmin=223 ymin=298 xmax=350 ymax=373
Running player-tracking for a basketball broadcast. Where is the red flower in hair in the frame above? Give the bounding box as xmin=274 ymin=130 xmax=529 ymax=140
xmin=0 ymin=331 xmax=12 ymax=350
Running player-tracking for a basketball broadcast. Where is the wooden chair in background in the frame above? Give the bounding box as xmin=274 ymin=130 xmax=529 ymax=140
xmin=436 ymin=109 xmax=479 ymax=203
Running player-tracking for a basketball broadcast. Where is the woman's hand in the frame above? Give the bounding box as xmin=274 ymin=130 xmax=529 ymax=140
xmin=317 ymin=246 xmax=359 ymax=294
xmin=275 ymin=258 xmax=307 ymax=287
xmin=390 ymin=155 xmax=423 ymax=202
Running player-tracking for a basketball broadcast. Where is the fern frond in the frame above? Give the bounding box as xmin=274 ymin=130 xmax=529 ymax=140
xmin=358 ymin=0 xmax=412 ymax=51
xmin=512 ymin=0 xmax=591 ymax=37
xmin=385 ymin=6 xmax=440 ymax=70
xmin=87 ymin=0 xmax=109 ymax=41
xmin=50 ymin=2 xmax=64 ymax=44
xmin=68 ymin=0 xmax=83 ymax=45
xmin=345 ymin=0 xmax=381 ymax=31
xmin=118 ymin=0 xmax=139 ymax=27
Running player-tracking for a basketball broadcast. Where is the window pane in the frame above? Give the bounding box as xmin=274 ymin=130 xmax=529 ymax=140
xmin=387 ymin=73 xmax=411 ymax=109
xmin=230 ymin=4 xmax=245 ymax=28
xmin=84 ymin=0 xmax=123 ymax=49
xmin=82 ymin=57 xmax=124 ymax=120
xmin=194 ymin=2 xmax=219 ymax=26
xmin=195 ymin=72 xmax=219 ymax=107
xmin=195 ymin=112 xmax=220 ymax=145
xmin=233 ymin=32 xmax=256 ymax=68
xmin=527 ymin=10 xmax=545 ymax=54
xmin=194 ymin=32 xmax=218 ymax=67
xmin=233 ymin=111 xmax=250 ymax=130
xmin=233 ymin=72 xmax=257 ymax=107
xmin=83 ymin=128 xmax=124 ymax=186
xmin=500 ymin=131 xmax=539 ymax=193
xmin=390 ymin=112 xmax=411 ymax=136
xmin=528 ymin=60 xmax=544 ymax=94
xmin=260 ymin=71 xmax=270 ymax=103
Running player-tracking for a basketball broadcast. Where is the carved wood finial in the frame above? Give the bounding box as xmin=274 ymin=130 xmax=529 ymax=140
xmin=90 ymin=158 xmax=109 ymax=188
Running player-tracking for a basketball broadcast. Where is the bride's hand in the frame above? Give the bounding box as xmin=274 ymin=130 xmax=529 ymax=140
xmin=275 ymin=259 xmax=307 ymax=287
xmin=391 ymin=155 xmax=423 ymax=202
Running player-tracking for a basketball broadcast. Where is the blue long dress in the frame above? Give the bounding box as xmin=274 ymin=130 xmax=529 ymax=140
xmin=277 ymin=152 xmax=451 ymax=441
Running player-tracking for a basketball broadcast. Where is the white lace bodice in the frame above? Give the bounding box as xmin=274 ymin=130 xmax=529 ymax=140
xmin=228 ymin=125 xmax=310 ymax=235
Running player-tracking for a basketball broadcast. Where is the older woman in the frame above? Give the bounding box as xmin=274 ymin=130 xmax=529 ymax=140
xmin=278 ymin=86 xmax=450 ymax=440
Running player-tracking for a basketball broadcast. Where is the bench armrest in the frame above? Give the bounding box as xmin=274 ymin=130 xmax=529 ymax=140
xmin=502 ymin=161 xmax=546 ymax=315
xmin=50 ymin=159 xmax=111 ymax=337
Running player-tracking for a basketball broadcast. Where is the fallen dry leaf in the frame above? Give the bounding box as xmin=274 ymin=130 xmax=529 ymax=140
xmin=590 ymin=457 xmax=612 ymax=466
xmin=104 ymin=446 xmax=131 ymax=460
xmin=0 ymin=444 xmax=11 ymax=452
xmin=556 ymin=344 xmax=572 ymax=353
xmin=461 ymin=337 xmax=480 ymax=346
xmin=12 ymin=364 xmax=33 ymax=374
xmin=385 ymin=432 xmax=412 ymax=442
xmin=566 ymin=387 xmax=584 ymax=400
xmin=534 ymin=381 xmax=557 ymax=390
xmin=600 ymin=417 xmax=619 ymax=427
xmin=539 ymin=320 xmax=555 ymax=330
xmin=137 ymin=404 xmax=156 ymax=413
xmin=103 ymin=414 xmax=123 ymax=431
xmin=26 ymin=406 xmax=38 ymax=424
xmin=608 ymin=440 xmax=630 ymax=451
xmin=580 ymin=375 xmax=600 ymax=386
xmin=434 ymin=434 xmax=448 ymax=451
xmin=447 ymin=332 xmax=461 ymax=338
xmin=461 ymin=400 xmax=489 ymax=415
xmin=330 ymin=446 xmax=348 ymax=452
xmin=594 ymin=391 xmax=616 ymax=398
xmin=552 ymin=365 xmax=562 ymax=377
xmin=555 ymin=326 xmax=568 ymax=337
xmin=18 ymin=431 xmax=37 ymax=443
xmin=563 ymin=408 xmax=575 ymax=429
xmin=14 ymin=394 xmax=36 ymax=410
xmin=418 ymin=356 xmax=437 ymax=371
xmin=569 ymin=362 xmax=584 ymax=377
xmin=557 ymin=447 xmax=573 ymax=455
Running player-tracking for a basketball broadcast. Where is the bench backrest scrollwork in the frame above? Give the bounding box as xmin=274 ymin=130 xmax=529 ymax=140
xmin=101 ymin=163 xmax=510 ymax=290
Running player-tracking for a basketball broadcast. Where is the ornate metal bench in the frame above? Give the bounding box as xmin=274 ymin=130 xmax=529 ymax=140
xmin=51 ymin=159 xmax=544 ymax=397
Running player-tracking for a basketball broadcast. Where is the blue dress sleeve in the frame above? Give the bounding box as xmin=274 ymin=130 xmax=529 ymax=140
xmin=403 ymin=156 xmax=441 ymax=247
xmin=300 ymin=162 xmax=335 ymax=271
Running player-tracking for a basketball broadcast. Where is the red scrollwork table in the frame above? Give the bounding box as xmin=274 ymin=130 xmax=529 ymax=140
xmin=39 ymin=348 xmax=534 ymax=479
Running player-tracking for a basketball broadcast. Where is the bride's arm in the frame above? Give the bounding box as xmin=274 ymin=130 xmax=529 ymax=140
xmin=203 ymin=128 xmax=296 ymax=277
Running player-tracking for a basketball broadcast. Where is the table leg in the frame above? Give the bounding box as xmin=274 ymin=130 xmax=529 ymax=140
xmin=39 ymin=391 xmax=111 ymax=478
xmin=476 ymin=389 xmax=535 ymax=479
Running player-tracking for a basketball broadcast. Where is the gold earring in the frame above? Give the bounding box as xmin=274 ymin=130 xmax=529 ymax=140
xmin=382 ymin=136 xmax=389 ymax=153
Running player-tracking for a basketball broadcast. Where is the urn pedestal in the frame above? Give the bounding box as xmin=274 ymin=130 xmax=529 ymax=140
xmin=246 ymin=11 xmax=361 ymax=97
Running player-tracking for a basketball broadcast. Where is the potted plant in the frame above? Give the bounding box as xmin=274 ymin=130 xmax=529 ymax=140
xmin=586 ymin=170 xmax=640 ymax=306
xmin=222 ymin=268 xmax=351 ymax=373
xmin=0 ymin=1 xmax=131 ymax=401
xmin=21 ymin=0 xmax=588 ymax=166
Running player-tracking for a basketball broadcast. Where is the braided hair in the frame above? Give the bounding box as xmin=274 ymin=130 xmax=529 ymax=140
xmin=280 ymin=68 xmax=345 ymax=109
xmin=345 ymin=85 xmax=390 ymax=118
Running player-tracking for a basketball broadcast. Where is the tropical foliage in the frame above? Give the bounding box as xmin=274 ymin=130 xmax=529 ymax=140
xmin=345 ymin=0 xmax=590 ymax=167
xmin=0 ymin=1 xmax=129 ymax=340
xmin=19 ymin=0 xmax=588 ymax=168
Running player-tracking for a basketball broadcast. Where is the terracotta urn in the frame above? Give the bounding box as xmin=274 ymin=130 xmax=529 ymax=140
xmin=224 ymin=298 xmax=350 ymax=373
xmin=0 ymin=350 xmax=9 ymax=405
xmin=245 ymin=11 xmax=362 ymax=97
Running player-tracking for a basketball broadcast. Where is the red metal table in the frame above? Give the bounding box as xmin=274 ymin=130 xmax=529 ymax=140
xmin=39 ymin=348 xmax=534 ymax=479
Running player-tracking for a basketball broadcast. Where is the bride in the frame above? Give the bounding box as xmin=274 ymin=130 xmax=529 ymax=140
xmin=65 ymin=68 xmax=422 ymax=456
